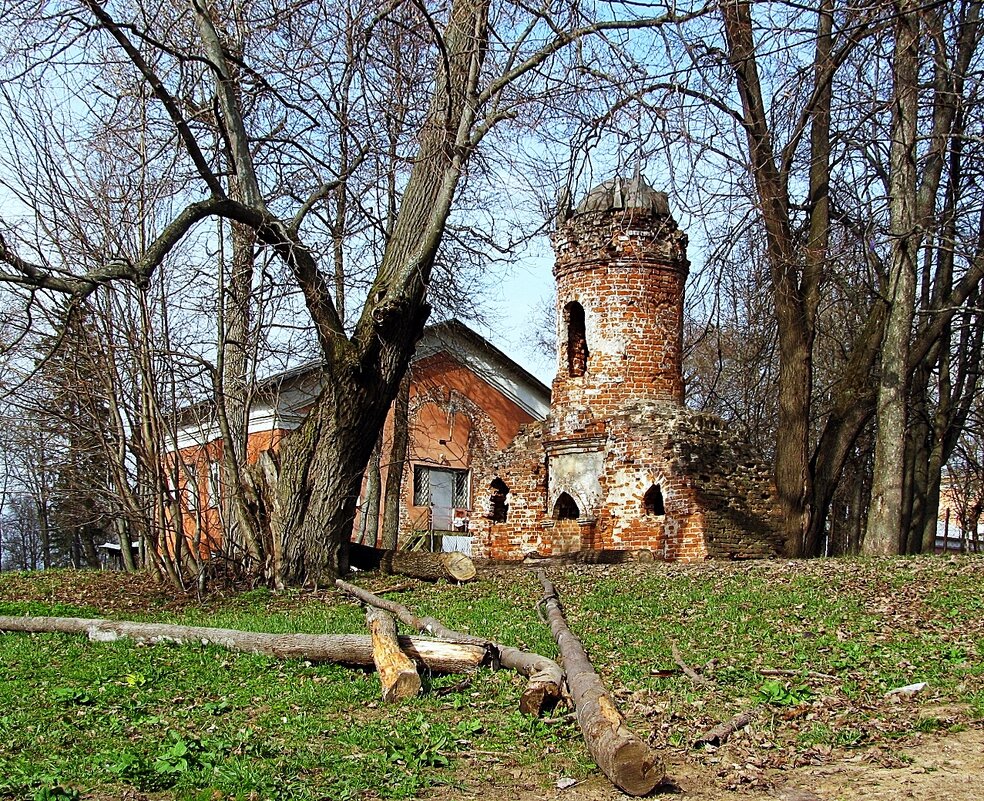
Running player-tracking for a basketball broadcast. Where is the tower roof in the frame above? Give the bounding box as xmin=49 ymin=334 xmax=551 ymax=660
xmin=574 ymin=173 xmax=670 ymax=216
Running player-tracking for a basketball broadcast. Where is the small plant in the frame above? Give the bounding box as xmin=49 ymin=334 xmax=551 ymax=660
xmin=33 ymin=785 xmax=80 ymax=801
xmin=755 ymin=679 xmax=815 ymax=707
xmin=108 ymin=751 xmax=171 ymax=792
xmin=124 ymin=672 xmax=150 ymax=689
xmin=386 ymin=716 xmax=451 ymax=769
xmin=51 ymin=688 xmax=94 ymax=706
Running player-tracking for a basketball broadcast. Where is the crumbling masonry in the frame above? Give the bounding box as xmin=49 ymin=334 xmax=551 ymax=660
xmin=469 ymin=175 xmax=785 ymax=561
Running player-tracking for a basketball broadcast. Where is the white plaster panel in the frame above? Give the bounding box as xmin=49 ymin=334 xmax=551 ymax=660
xmin=548 ymin=450 xmax=604 ymax=515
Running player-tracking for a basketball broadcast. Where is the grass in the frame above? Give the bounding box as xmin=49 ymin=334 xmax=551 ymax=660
xmin=1 ymin=556 xmax=982 ymax=799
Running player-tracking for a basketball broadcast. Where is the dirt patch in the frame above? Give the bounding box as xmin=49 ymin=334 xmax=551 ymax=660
xmin=436 ymin=726 xmax=984 ymax=800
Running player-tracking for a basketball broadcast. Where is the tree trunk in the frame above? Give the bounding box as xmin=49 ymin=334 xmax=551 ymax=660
xmin=337 ymin=579 xmax=563 ymax=716
xmin=865 ymin=0 xmax=921 ymax=555
xmin=365 ymin=606 xmax=422 ymax=701
xmin=720 ymin=0 xmax=829 ymax=557
xmin=381 ymin=373 xmax=411 ymax=550
xmin=0 ymin=615 xmax=490 ymax=673
xmin=536 ymin=571 xmax=663 ymax=796
xmin=348 ymin=542 xmax=476 ymax=582
xmin=268 ymin=0 xmax=487 ymax=585
xmin=357 ymin=434 xmax=383 ymax=546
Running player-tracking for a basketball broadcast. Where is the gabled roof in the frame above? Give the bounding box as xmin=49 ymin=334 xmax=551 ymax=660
xmin=416 ymin=319 xmax=550 ymax=419
xmin=258 ymin=319 xmax=550 ymax=418
xmin=173 ymin=319 xmax=550 ymax=450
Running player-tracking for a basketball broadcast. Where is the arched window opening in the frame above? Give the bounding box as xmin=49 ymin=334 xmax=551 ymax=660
xmin=643 ymin=484 xmax=666 ymax=516
xmin=565 ymin=302 xmax=589 ymax=377
xmin=490 ymin=477 xmax=509 ymax=523
xmin=553 ymin=492 xmax=580 ymax=520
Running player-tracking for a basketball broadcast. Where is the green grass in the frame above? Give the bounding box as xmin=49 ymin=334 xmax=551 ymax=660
xmin=1 ymin=556 xmax=983 ymax=799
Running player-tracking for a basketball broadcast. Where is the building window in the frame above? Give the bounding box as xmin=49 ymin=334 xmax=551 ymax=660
xmin=413 ymin=466 xmax=469 ymax=508
xmin=643 ymin=484 xmax=666 ymax=516
xmin=565 ymin=301 xmax=589 ymax=377
xmin=208 ymin=461 xmax=222 ymax=509
xmin=489 ymin=477 xmax=509 ymax=523
xmin=553 ymin=492 xmax=580 ymax=520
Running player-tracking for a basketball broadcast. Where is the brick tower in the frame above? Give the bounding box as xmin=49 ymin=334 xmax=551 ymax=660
xmin=549 ymin=173 xmax=689 ymax=435
xmin=468 ymin=172 xmax=784 ymax=562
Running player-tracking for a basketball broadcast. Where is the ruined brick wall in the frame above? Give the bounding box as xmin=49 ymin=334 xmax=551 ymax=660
xmin=599 ymin=402 xmax=784 ymax=560
xmin=468 ymin=423 xmax=550 ymax=559
xmin=549 ymin=208 xmax=688 ymax=434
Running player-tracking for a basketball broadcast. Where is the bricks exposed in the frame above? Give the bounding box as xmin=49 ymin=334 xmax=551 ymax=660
xmin=469 ymin=176 xmax=784 ymax=562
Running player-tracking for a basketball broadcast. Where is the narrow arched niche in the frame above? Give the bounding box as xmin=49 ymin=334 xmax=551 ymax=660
xmin=553 ymin=492 xmax=580 ymax=520
xmin=643 ymin=484 xmax=666 ymax=516
xmin=564 ymin=301 xmax=589 ymax=377
xmin=490 ymin=477 xmax=509 ymax=523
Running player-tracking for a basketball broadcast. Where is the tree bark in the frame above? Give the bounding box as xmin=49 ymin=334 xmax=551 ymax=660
xmin=365 ymin=606 xmax=422 ymax=702
xmin=348 ymin=542 xmax=476 ymax=582
xmin=381 ymin=373 xmax=411 ymax=550
xmin=536 ymin=571 xmax=663 ymax=796
xmin=865 ymin=0 xmax=921 ymax=555
xmin=0 ymin=615 xmax=490 ymax=673
xmin=337 ymin=578 xmax=563 ymax=715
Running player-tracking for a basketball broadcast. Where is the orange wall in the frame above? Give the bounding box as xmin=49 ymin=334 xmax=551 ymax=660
xmin=170 ymin=353 xmax=541 ymax=552
xmin=363 ymin=352 xmax=541 ymax=544
xmin=170 ymin=429 xmax=289 ymax=558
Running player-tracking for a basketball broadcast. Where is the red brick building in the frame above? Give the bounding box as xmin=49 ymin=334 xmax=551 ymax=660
xmin=467 ymin=174 xmax=784 ymax=560
xmin=171 ymin=173 xmax=783 ymax=563
xmin=170 ymin=321 xmax=549 ymax=557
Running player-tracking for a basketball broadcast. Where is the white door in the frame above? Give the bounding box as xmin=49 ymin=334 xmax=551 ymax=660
xmin=430 ymin=469 xmax=453 ymax=530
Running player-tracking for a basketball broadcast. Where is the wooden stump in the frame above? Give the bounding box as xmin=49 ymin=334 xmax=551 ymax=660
xmin=366 ymin=607 xmax=422 ymax=702
xmin=337 ymin=579 xmax=563 ymax=715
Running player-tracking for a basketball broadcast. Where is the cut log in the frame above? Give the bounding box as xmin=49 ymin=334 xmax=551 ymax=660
xmin=348 ymin=542 xmax=476 ymax=582
xmin=537 ymin=571 xmax=664 ymax=796
xmin=0 ymin=615 xmax=489 ymax=673
xmin=694 ymin=711 xmax=755 ymax=747
xmin=337 ymin=579 xmax=563 ymax=715
xmin=366 ymin=607 xmax=422 ymax=702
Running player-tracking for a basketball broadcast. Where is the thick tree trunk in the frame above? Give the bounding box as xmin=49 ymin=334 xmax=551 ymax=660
xmin=348 ymin=542 xmax=476 ymax=582
xmin=268 ymin=0 xmax=487 ymax=585
xmin=0 ymin=615 xmax=490 ymax=673
xmin=865 ymin=0 xmax=921 ymax=555
xmin=365 ymin=606 xmax=422 ymax=701
xmin=337 ymin=579 xmax=563 ymax=716
xmin=537 ymin=571 xmax=663 ymax=796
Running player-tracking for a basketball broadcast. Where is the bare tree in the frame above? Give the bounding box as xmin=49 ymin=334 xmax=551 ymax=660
xmin=0 ymin=0 xmax=702 ymax=584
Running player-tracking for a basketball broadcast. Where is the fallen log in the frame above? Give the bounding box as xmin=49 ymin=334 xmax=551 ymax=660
xmin=0 ymin=615 xmax=490 ymax=673
xmin=337 ymin=579 xmax=563 ymax=715
xmin=349 ymin=542 xmax=476 ymax=582
xmin=366 ymin=607 xmax=422 ymax=702
xmin=694 ymin=710 xmax=755 ymax=747
xmin=537 ymin=571 xmax=664 ymax=796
